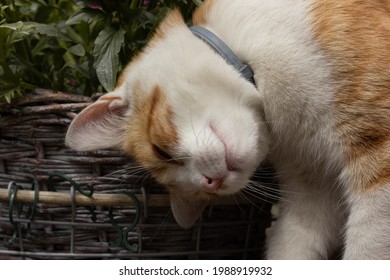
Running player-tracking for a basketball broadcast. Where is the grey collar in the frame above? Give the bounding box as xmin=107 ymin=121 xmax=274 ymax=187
xmin=190 ymin=25 xmax=256 ymax=86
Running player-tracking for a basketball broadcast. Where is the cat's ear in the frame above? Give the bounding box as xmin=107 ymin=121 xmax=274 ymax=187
xmin=65 ymin=89 xmax=129 ymax=151
xmin=170 ymin=193 xmax=207 ymax=229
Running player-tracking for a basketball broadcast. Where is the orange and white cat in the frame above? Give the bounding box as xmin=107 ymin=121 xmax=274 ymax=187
xmin=66 ymin=0 xmax=390 ymax=259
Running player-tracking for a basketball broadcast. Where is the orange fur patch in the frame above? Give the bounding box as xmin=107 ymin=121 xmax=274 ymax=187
xmin=310 ymin=0 xmax=390 ymax=192
xmin=192 ymin=0 xmax=219 ymax=25
xmin=147 ymin=87 xmax=178 ymax=150
xmin=148 ymin=9 xmax=186 ymax=48
xmin=122 ymin=85 xmax=178 ymax=183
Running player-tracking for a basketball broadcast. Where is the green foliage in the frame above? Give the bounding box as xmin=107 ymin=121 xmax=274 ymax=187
xmin=0 ymin=0 xmax=201 ymax=103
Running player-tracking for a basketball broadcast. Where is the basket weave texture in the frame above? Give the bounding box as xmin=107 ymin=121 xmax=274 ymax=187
xmin=0 ymin=89 xmax=273 ymax=259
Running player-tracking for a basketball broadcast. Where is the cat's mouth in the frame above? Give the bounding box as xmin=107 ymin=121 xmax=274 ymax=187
xmin=194 ymin=181 xmax=247 ymax=200
xmin=193 ymin=190 xmax=225 ymax=202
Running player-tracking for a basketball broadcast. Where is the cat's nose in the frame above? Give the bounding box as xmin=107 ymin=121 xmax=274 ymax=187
xmin=201 ymin=176 xmax=224 ymax=193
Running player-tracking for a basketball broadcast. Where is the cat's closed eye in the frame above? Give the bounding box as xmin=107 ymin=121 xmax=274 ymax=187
xmin=152 ymin=144 xmax=174 ymax=162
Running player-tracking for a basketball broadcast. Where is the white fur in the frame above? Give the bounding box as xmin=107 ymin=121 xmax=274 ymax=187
xmin=343 ymin=187 xmax=390 ymax=259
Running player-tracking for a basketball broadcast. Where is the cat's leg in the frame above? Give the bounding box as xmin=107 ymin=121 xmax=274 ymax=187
xmin=343 ymin=185 xmax=390 ymax=259
xmin=266 ymin=179 xmax=344 ymax=259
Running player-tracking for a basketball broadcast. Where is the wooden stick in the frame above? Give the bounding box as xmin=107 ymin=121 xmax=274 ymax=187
xmin=0 ymin=188 xmax=256 ymax=207
xmin=0 ymin=188 xmax=163 ymax=207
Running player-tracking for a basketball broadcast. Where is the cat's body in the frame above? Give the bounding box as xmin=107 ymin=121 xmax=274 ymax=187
xmin=66 ymin=0 xmax=390 ymax=259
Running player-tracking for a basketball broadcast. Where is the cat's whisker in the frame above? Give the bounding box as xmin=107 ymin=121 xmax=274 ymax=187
xmin=245 ymin=180 xmax=286 ymax=199
xmin=251 ymin=167 xmax=291 ymax=181
xmin=133 ymin=170 xmax=153 ymax=188
xmin=103 ymin=164 xmax=151 ymax=187
xmin=105 ymin=164 xmax=147 ymax=177
xmin=249 ymin=179 xmax=282 ymax=190
xmin=236 ymin=191 xmax=271 ymax=212
xmin=146 ymin=207 xmax=173 ymax=248
xmin=244 ymin=187 xmax=280 ymax=202
xmin=230 ymin=193 xmax=251 ymax=219
xmin=247 ymin=180 xmax=292 ymax=197
xmin=247 ymin=178 xmax=284 ymax=193
xmin=90 ymin=164 xmax=149 ymax=189
xmin=241 ymin=187 xmax=279 ymax=205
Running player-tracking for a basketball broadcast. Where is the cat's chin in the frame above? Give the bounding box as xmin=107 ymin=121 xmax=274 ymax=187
xmin=169 ymin=183 xmax=248 ymax=229
xmin=195 ymin=190 xmax=224 ymax=201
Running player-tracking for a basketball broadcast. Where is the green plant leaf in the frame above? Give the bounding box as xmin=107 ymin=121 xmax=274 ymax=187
xmin=67 ymin=44 xmax=85 ymax=56
xmin=0 ymin=21 xmax=70 ymax=41
xmin=0 ymin=0 xmax=199 ymax=104
xmin=0 ymin=21 xmax=30 ymax=36
xmin=192 ymin=0 xmax=203 ymax=6
xmin=27 ymin=22 xmax=70 ymax=40
xmin=4 ymin=90 xmax=13 ymax=103
xmin=66 ymin=8 xmax=105 ymax=25
xmin=93 ymin=26 xmax=125 ymax=92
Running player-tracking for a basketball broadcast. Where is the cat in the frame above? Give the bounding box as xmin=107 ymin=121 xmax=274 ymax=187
xmin=65 ymin=0 xmax=390 ymax=259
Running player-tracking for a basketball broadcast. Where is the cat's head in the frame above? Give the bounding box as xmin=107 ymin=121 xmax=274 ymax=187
xmin=65 ymin=10 xmax=270 ymax=228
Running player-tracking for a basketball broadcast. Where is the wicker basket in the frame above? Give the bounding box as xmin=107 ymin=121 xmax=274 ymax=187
xmin=0 ymin=89 xmax=275 ymax=259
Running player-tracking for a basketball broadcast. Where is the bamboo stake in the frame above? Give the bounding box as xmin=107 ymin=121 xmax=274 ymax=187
xmin=0 ymin=188 xmax=256 ymax=207
xmin=0 ymin=188 xmax=163 ymax=207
